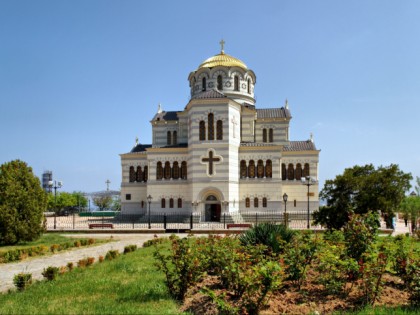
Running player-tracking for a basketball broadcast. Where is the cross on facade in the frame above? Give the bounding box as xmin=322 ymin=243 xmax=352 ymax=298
xmin=220 ymin=39 xmax=225 ymax=53
xmin=201 ymin=150 xmax=222 ymax=176
xmin=105 ymin=179 xmax=111 ymax=191
xmin=231 ymin=115 xmax=238 ymax=138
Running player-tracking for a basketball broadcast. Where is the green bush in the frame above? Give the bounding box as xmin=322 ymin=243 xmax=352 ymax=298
xmin=143 ymin=237 xmax=167 ymax=248
xmin=42 ymin=266 xmax=59 ymax=281
xmin=124 ymin=244 xmax=137 ymax=254
xmin=13 ymin=272 xmax=32 ymax=291
xmin=105 ymin=250 xmax=120 ymax=261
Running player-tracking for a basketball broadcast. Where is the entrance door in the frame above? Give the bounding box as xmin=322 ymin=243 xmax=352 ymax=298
xmin=211 ymin=204 xmax=221 ymax=222
xmin=204 ymin=195 xmax=221 ymax=222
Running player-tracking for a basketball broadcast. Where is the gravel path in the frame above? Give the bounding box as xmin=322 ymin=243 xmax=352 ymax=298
xmin=0 ymin=233 xmax=159 ymax=293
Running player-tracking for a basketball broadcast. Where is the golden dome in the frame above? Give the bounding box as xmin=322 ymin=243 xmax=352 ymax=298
xmin=198 ymin=52 xmax=247 ymax=70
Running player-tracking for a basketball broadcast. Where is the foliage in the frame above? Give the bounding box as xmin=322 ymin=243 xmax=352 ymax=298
xmin=239 ymin=222 xmax=296 ymax=254
xmin=47 ymin=191 xmax=88 ymax=214
xmin=42 ymin=266 xmax=59 ymax=281
xmin=0 ymin=160 xmax=47 ymax=245
xmin=124 ymin=244 xmax=137 ymax=254
xmin=92 ymin=195 xmax=113 ymax=211
xmin=314 ymin=164 xmax=412 ymax=230
xmin=143 ymin=236 xmax=168 ymax=248
xmin=400 ymin=196 xmax=420 ymax=232
xmin=111 ymin=195 xmax=121 ymax=211
xmin=13 ymin=272 xmax=32 ymax=291
xmin=105 ymin=249 xmax=120 ymax=261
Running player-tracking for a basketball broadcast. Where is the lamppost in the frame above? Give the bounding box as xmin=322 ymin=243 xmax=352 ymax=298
xmin=301 ymin=176 xmax=317 ymax=229
xmin=282 ymin=193 xmax=288 ymax=227
xmin=147 ymin=195 xmax=152 ymax=229
xmin=48 ymin=180 xmax=62 ymax=230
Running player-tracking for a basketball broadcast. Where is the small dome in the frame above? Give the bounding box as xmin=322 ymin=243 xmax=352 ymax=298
xmin=198 ymin=52 xmax=247 ymax=70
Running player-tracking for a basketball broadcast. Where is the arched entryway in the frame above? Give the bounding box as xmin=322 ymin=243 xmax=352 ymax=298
xmin=204 ymin=195 xmax=221 ymax=222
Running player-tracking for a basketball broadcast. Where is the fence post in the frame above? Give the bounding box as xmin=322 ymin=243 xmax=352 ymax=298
xmin=164 ymin=213 xmax=167 ymax=230
xmin=73 ymin=213 xmax=75 ymax=230
xmin=190 ymin=213 xmax=193 ymax=230
xmin=54 ymin=213 xmax=56 ymax=230
xmin=132 ymin=215 xmax=135 ymax=229
xmin=223 ymin=213 xmax=226 ymax=229
xmin=102 ymin=215 xmax=104 ymax=229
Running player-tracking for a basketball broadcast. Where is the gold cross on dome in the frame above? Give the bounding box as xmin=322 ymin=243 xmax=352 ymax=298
xmin=219 ymin=39 xmax=225 ymax=53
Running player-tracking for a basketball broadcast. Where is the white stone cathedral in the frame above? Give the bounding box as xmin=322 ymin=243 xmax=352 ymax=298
xmin=120 ymin=42 xmax=320 ymax=222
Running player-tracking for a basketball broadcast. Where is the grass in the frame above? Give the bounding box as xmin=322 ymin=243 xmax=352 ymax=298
xmin=0 ymin=245 xmax=183 ymax=315
xmin=339 ymin=305 xmax=420 ymax=315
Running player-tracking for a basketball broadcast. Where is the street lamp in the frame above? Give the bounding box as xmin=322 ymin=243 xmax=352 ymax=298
xmin=48 ymin=180 xmax=63 ymax=213
xmin=282 ymin=193 xmax=288 ymax=227
xmin=301 ymin=176 xmax=317 ymax=229
xmin=147 ymin=195 xmax=152 ymax=229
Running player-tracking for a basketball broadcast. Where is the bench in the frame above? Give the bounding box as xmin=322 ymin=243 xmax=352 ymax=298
xmin=227 ymin=223 xmax=252 ymax=229
xmin=88 ymin=223 xmax=114 ymax=229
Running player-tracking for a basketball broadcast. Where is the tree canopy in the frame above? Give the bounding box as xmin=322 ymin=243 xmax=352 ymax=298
xmin=0 ymin=160 xmax=47 ymax=245
xmin=314 ymin=164 xmax=412 ymax=230
xmin=47 ymin=191 xmax=88 ymax=214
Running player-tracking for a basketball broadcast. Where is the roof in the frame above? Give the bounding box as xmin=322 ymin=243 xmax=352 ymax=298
xmin=130 ymin=144 xmax=152 ymax=153
xmin=198 ymin=52 xmax=247 ymax=70
xmin=257 ymin=107 xmax=291 ymax=119
xmin=151 ymin=111 xmax=179 ymax=121
xmin=160 ymin=143 xmax=188 ymax=149
xmin=192 ymin=89 xmax=227 ymax=99
xmin=240 ymin=142 xmax=278 ymax=147
xmin=282 ymin=141 xmax=317 ymax=151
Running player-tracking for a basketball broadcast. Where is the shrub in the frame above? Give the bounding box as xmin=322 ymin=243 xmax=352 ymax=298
xmin=50 ymin=244 xmax=60 ymax=253
xmin=124 ymin=244 xmax=137 ymax=254
xmin=74 ymin=240 xmax=81 ymax=247
xmin=98 ymin=255 xmax=104 ymax=263
xmin=105 ymin=250 xmax=120 ymax=261
xmin=143 ymin=237 xmax=167 ymax=248
xmin=77 ymin=258 xmax=88 ymax=268
xmin=67 ymin=262 xmax=74 ymax=271
xmin=13 ymin=272 xmax=32 ymax=291
xmin=88 ymin=238 xmax=95 ymax=245
xmin=42 ymin=266 xmax=59 ymax=281
xmin=86 ymin=257 xmax=95 ymax=266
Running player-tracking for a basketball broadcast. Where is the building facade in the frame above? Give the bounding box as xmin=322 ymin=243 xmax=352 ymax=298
xmin=120 ymin=45 xmax=320 ymax=221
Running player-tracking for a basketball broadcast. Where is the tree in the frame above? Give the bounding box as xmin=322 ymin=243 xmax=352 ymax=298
xmin=93 ymin=195 xmax=113 ymax=211
xmin=0 ymin=160 xmax=47 ymax=245
xmin=314 ymin=164 xmax=412 ymax=230
xmin=47 ymin=191 xmax=88 ymax=214
xmin=400 ymin=195 xmax=420 ymax=232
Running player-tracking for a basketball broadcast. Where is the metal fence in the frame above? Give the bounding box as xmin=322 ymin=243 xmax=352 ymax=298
xmin=45 ymin=209 xmax=321 ymax=231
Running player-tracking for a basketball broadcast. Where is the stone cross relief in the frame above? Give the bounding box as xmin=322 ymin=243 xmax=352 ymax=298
xmin=201 ymin=150 xmax=222 ymax=176
xmin=231 ymin=116 xmax=238 ymax=138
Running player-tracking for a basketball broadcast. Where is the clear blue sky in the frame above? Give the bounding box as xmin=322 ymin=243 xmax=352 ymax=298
xmin=1 ymin=1 xmax=419 ymax=193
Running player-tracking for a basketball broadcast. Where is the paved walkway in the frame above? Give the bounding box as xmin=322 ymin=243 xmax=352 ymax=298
xmin=0 ymin=234 xmax=159 ymax=293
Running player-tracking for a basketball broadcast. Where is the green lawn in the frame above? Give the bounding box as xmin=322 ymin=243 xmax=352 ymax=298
xmin=0 ymin=245 xmax=183 ymax=315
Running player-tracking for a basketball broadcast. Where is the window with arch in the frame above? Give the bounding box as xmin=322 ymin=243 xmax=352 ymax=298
xmin=265 ymin=160 xmax=272 ymax=178
xmin=288 ymin=163 xmax=294 ymax=180
xmin=295 ymin=163 xmax=302 ymax=180
xmin=136 ymin=166 xmax=142 ymax=182
xmin=217 ymin=75 xmax=223 ymax=90
xmin=240 ymin=160 xmax=247 ymax=178
xmin=181 ymin=161 xmax=187 ymax=179
xmin=156 ymin=162 xmax=163 ymax=180
xmin=202 ymin=77 xmax=206 ymax=91
xmin=161 ymin=198 xmax=166 ymax=208
xmin=129 ymin=166 xmax=136 ymax=182
xmin=247 ymin=78 xmax=251 ymax=94
xmin=177 ymin=198 xmax=182 ymax=208
xmin=172 ymin=161 xmax=179 ymax=179
xmin=164 ymin=162 xmax=171 ymax=180
xmin=248 ymin=160 xmax=256 ymax=178
xmin=199 ymin=121 xmax=205 ymax=140
xmin=262 ymin=128 xmax=267 ymax=143
xmin=234 ymin=75 xmax=239 ymax=91
xmin=254 ymin=197 xmax=259 ymax=208
xmin=245 ymin=197 xmax=250 ymax=208
xmin=282 ymin=163 xmax=287 ymax=180
xmin=173 ymin=131 xmax=177 ymax=145
xmin=143 ymin=165 xmax=148 ymax=182
xmin=141 ymin=201 xmax=144 ymax=208
xmin=169 ymin=198 xmax=174 ymax=208
xmin=303 ymin=163 xmax=310 ymax=177
xmin=263 ymin=197 xmax=267 ymax=208
xmin=257 ymin=160 xmax=264 ymax=178
xmin=216 ymin=120 xmax=223 ymax=140
xmin=269 ymin=128 xmax=273 ymax=142
xmin=208 ymin=113 xmax=214 ymax=140
xmin=167 ymin=131 xmax=171 ymax=145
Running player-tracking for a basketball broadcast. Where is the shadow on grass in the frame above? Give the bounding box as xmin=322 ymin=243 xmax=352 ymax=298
xmin=117 ymin=289 xmax=172 ymax=303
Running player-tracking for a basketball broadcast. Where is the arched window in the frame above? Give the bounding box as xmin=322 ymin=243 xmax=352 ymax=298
xmin=234 ymin=75 xmax=239 ymax=91
xmin=164 ymin=162 xmax=171 ymax=180
xmin=240 ymin=160 xmax=247 ymax=178
xmin=303 ymin=163 xmax=310 ymax=177
xmin=248 ymin=160 xmax=255 ymax=178
xmin=263 ymin=197 xmax=267 ymax=208
xmin=167 ymin=131 xmax=171 ymax=145
xmin=143 ymin=166 xmax=148 ymax=182
xmin=141 ymin=201 xmax=144 ymax=208
xmin=216 ymin=120 xmax=223 ymax=140
xmin=288 ymin=163 xmax=294 ymax=180
xmin=269 ymin=128 xmax=273 ymax=142
xmin=282 ymin=163 xmax=287 ymax=180
xmin=177 ymin=198 xmax=182 ymax=208
xmin=265 ymin=160 xmax=272 ymax=178
xmin=161 ymin=198 xmax=166 ymax=208
xmin=202 ymin=77 xmax=206 ymax=91
xmin=181 ymin=161 xmax=187 ymax=179
xmin=247 ymin=78 xmax=251 ymax=94
xmin=172 ymin=161 xmax=179 ymax=179
xmin=129 ymin=166 xmax=136 ymax=182
xmin=217 ymin=75 xmax=223 ymax=90
xmin=262 ymin=128 xmax=267 ymax=143
xmin=245 ymin=197 xmax=250 ymax=208
xmin=257 ymin=160 xmax=264 ymax=178
xmin=254 ymin=197 xmax=259 ymax=208
xmin=173 ymin=131 xmax=177 ymax=145
xmin=169 ymin=198 xmax=174 ymax=208
xmin=208 ymin=113 xmax=214 ymax=140
xmin=136 ymin=166 xmax=142 ymax=182
xmin=156 ymin=162 xmax=163 ymax=180
xmin=199 ymin=121 xmax=206 ymax=140
xmin=295 ymin=163 xmax=302 ymax=180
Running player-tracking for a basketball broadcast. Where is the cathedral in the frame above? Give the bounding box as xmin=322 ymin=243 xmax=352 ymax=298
xmin=120 ymin=42 xmax=320 ymax=221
